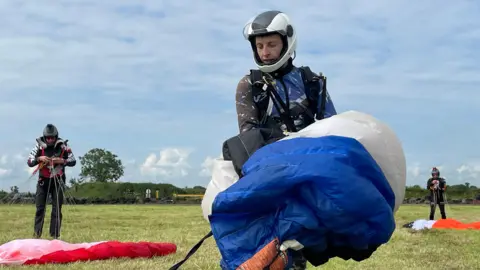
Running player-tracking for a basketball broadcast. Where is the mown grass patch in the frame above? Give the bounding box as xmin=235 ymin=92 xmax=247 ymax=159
xmin=1 ymin=204 xmax=479 ymax=269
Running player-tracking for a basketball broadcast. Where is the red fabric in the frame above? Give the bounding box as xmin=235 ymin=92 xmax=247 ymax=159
xmin=20 ymin=241 xmax=176 ymax=265
xmin=432 ymin=218 xmax=480 ymax=230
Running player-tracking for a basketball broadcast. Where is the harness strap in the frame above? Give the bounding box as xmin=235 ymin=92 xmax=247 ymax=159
xmin=251 ymin=70 xmax=297 ymax=132
xmin=299 ymin=66 xmax=327 ymax=120
xmin=250 ymin=67 xmax=328 ymax=131
xmin=35 ymin=143 xmax=66 ymax=179
xmin=168 ymin=230 xmax=284 ymax=270
xmin=266 ymin=82 xmax=297 ymax=132
xmin=169 ymin=231 xmax=213 ymax=270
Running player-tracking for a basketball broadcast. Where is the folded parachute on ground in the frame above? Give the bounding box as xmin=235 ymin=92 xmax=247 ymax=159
xmin=403 ymin=218 xmax=480 ymax=231
xmin=0 ymin=239 xmax=176 ymax=265
xmin=201 ymin=110 xmax=407 ymax=270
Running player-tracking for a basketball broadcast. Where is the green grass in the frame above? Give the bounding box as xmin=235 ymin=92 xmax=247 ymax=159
xmin=1 ymin=204 xmax=480 ymax=269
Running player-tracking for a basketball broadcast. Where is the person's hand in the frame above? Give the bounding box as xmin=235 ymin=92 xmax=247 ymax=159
xmin=37 ymin=156 xmax=50 ymax=163
xmin=52 ymin=157 xmax=65 ymax=164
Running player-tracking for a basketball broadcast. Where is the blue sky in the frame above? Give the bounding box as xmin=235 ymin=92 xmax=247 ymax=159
xmin=0 ymin=0 xmax=479 ymax=192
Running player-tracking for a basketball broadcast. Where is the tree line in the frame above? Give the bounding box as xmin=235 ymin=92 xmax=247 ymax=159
xmin=1 ymin=148 xmax=206 ymax=204
xmin=1 ymin=147 xmax=479 ymax=203
xmin=405 ymin=183 xmax=480 ymax=200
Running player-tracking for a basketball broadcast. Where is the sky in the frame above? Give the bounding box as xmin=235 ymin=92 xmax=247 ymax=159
xmin=0 ymin=0 xmax=479 ymax=192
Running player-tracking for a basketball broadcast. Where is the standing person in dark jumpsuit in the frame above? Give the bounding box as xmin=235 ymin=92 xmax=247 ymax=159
xmin=27 ymin=124 xmax=76 ymax=239
xmin=427 ymin=167 xmax=447 ymax=220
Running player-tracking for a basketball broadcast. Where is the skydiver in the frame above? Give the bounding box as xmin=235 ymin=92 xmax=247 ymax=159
xmin=235 ymin=10 xmax=338 ymax=135
xmin=27 ymin=124 xmax=76 ymax=239
xmin=427 ymin=167 xmax=447 ymax=220
xmin=234 ymin=10 xmax=340 ymax=269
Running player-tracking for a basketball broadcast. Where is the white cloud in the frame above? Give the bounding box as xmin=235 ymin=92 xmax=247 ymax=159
xmin=24 ymin=166 xmax=36 ymax=176
xmin=140 ymin=148 xmax=193 ymax=178
xmin=0 ymin=168 xmax=11 ymax=177
xmin=0 ymin=145 xmax=200 ymax=192
xmin=457 ymin=165 xmax=469 ymax=174
xmin=0 ymin=0 xmax=479 ymax=191
xmin=407 ymin=164 xmax=421 ymax=178
xmin=199 ymin=153 xmax=223 ymax=177
xmin=0 ymin=150 xmax=39 ymax=192
xmin=455 ymin=162 xmax=480 ymax=182
xmin=0 ymin=0 xmax=478 ymax=103
xmin=0 ymin=155 xmax=10 ymax=177
xmin=0 ymin=155 xmax=7 ymax=165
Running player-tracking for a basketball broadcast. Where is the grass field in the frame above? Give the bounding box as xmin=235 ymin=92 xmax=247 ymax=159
xmin=1 ymin=203 xmax=480 ymax=269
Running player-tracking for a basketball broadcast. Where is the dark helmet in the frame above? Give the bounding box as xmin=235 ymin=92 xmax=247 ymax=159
xmin=431 ymin=167 xmax=440 ymax=177
xmin=43 ymin=124 xmax=58 ymax=145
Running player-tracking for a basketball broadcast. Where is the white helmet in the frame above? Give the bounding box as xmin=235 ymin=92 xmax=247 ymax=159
xmin=243 ymin=10 xmax=297 ymax=73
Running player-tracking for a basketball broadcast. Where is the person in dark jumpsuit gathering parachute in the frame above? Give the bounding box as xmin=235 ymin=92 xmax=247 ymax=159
xmin=27 ymin=124 xmax=76 ymax=239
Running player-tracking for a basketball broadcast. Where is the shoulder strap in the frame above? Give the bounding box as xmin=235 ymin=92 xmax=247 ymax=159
xmin=267 ymin=85 xmax=297 ymax=132
xmin=299 ymin=66 xmax=327 ymax=121
xmin=36 ymin=137 xmax=47 ymax=149
xmin=249 ymin=69 xmax=268 ymax=126
xmin=250 ymin=69 xmax=263 ymax=84
xmin=55 ymin=139 xmax=69 ymax=149
xmin=249 ymin=70 xmax=297 ymax=132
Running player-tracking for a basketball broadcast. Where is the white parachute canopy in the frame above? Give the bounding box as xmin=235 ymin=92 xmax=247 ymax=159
xmin=201 ymin=110 xmax=407 ymax=221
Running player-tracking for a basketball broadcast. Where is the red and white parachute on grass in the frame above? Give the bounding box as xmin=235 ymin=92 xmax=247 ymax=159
xmin=0 ymin=239 xmax=176 ymax=265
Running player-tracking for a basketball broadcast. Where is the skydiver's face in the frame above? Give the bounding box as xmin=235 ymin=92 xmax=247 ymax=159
xmin=255 ymin=34 xmax=283 ymax=64
xmin=432 ymin=173 xmax=439 ymax=178
xmin=45 ymin=136 xmax=56 ymax=145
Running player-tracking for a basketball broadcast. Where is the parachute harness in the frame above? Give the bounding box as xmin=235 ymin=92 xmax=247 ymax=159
xmin=30 ymin=161 xmax=47 ymax=180
xmin=260 ymin=73 xmax=295 ymax=135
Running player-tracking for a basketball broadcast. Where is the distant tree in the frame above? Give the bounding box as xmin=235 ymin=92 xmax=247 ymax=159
xmin=68 ymin=177 xmax=76 ymax=187
xmin=68 ymin=177 xmax=84 ymax=191
xmin=10 ymin=186 xmax=19 ymax=193
xmin=79 ymin=148 xmax=124 ymax=182
xmin=68 ymin=177 xmax=84 ymax=186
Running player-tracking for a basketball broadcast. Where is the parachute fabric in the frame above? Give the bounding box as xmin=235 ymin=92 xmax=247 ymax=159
xmin=201 ymin=110 xmax=407 ymax=269
xmin=403 ymin=218 xmax=480 ymax=231
xmin=0 ymin=239 xmax=177 ymax=265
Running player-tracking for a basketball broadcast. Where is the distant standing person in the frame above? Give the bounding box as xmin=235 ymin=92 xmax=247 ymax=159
xmin=27 ymin=124 xmax=76 ymax=239
xmin=427 ymin=167 xmax=447 ymax=220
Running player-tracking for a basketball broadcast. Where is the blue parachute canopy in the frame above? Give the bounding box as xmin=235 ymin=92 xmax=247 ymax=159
xmin=202 ymin=111 xmax=406 ymax=269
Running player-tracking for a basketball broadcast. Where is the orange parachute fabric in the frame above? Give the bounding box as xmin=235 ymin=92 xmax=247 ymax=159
xmin=432 ymin=218 xmax=480 ymax=230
